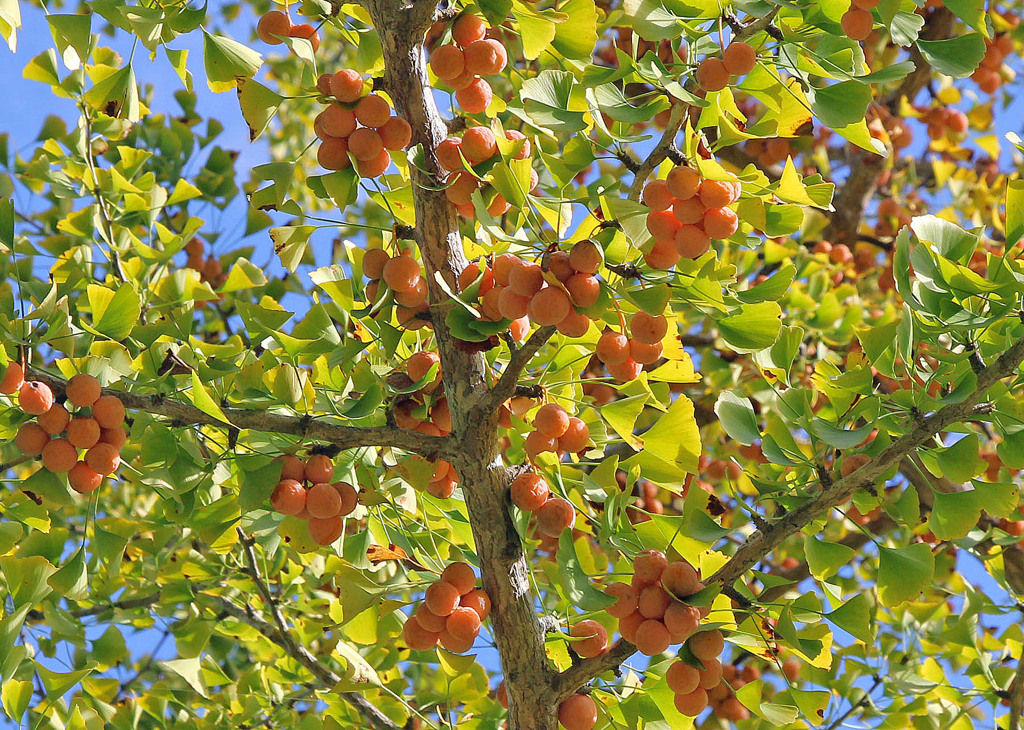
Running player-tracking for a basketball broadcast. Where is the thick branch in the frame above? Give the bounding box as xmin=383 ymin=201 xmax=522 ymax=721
xmin=558 ymin=334 xmax=1024 ymax=696
xmin=25 ymin=366 xmax=446 ymax=458
xmin=362 ymin=3 xmax=556 ymax=727
xmin=1010 ymin=652 xmax=1024 ymax=730
xmin=708 ymin=334 xmax=1024 ymax=589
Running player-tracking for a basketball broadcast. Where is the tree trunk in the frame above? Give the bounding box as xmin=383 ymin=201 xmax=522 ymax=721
xmin=364 ymin=2 xmax=558 ymax=726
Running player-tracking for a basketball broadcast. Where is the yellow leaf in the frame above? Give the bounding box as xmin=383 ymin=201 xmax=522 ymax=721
xmin=775 ymin=159 xmax=817 ymax=206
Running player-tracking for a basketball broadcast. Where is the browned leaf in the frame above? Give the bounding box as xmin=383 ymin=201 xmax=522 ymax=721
xmin=366 ymin=544 xmax=430 ymax=572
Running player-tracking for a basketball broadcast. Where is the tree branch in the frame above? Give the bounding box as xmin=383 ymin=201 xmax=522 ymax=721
xmin=25 ymin=366 xmax=447 ymax=458
xmin=629 ymin=102 xmax=687 ymax=201
xmin=1010 ymin=651 xmax=1024 ymax=730
xmin=214 ymin=534 xmax=401 ymax=730
xmin=551 ymin=639 xmax=636 ymax=700
xmin=823 ymin=7 xmax=955 ymax=245
xmin=556 ymin=334 xmax=1024 ymax=697
xmin=25 ymin=589 xmax=168 ymax=622
xmin=482 ymin=325 xmax=557 ymax=414
xmin=708 ymin=334 xmax=1024 ymax=589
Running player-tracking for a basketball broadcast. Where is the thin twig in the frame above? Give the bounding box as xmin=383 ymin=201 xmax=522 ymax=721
xmin=232 ymin=530 xmax=401 ymax=730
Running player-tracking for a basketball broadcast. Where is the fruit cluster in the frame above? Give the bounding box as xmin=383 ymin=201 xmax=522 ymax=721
xmin=393 ymin=351 xmax=461 ymax=498
xmin=256 ymin=10 xmax=321 ymax=52
xmin=604 ymin=550 xmax=711 ymax=657
xmin=663 ymin=630 xmax=732 ymax=717
xmin=269 ymin=454 xmax=358 ymax=545
xmin=593 ymin=310 xmax=669 ymax=381
xmin=972 ymin=33 xmax=1013 ymax=94
xmin=458 ymin=241 xmax=606 ymax=343
xmin=183 ymin=237 xmax=227 ymax=290
xmin=510 ymin=472 xmax=577 ymax=538
xmin=313 ymin=71 xmax=412 ymax=176
xmin=363 ymin=247 xmax=431 ymax=330
xmin=643 ymin=166 xmax=741 ymax=270
xmin=8 ymin=369 xmax=126 ymax=493
xmin=695 ymin=42 xmax=758 ymax=93
xmin=523 ymin=403 xmax=590 ymax=460
xmin=840 ymin=0 xmax=879 ymax=42
xmin=430 ymin=14 xmax=508 ymax=114
xmin=920 ymin=105 xmax=969 ymax=142
xmin=402 ymin=562 xmax=492 ymax=653
xmin=438 ymin=126 xmax=536 ymax=218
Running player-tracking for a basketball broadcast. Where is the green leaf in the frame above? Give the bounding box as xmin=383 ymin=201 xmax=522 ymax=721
xmin=309 ymin=168 xmax=360 ymax=209
xmin=624 ymin=283 xmax=669 ymax=315
xmin=940 ymin=0 xmax=987 ymax=34
xmin=551 ymin=0 xmax=598 ymax=61
xmin=826 ymin=592 xmax=874 ymax=643
xmin=917 ymin=33 xmax=987 ymax=78
xmin=889 ymin=10 xmax=925 ymax=47
xmin=89 ymin=283 xmax=140 ymax=340
xmin=910 ymin=215 xmax=979 ymax=260
xmin=238 ymin=454 xmax=282 ymax=512
xmin=37 ymin=664 xmax=95 ymax=697
xmin=0 ymin=556 xmax=55 ymax=606
xmin=47 ymin=547 xmax=88 ymax=601
xmin=858 ymin=60 xmax=916 ymax=84
xmin=714 ymin=391 xmax=759 ymax=445
xmin=804 ymin=536 xmax=855 ymax=581
xmin=556 ymin=533 xmax=615 ymax=611
xmin=718 ymin=301 xmax=781 ymax=353
xmin=635 ymin=393 xmax=701 ymax=475
xmin=936 ymin=434 xmax=985 ymax=483
xmin=736 ymin=264 xmax=795 ymax=304
xmin=928 ymin=480 xmax=1018 ymax=540
xmin=488 ymin=158 xmax=533 ymax=210
xmin=735 ymin=680 xmax=799 ymax=725
xmin=83 ymin=64 xmax=140 ymax=121
xmin=47 ymin=14 xmax=91 ymax=70
xmin=791 ymin=689 xmax=831 ymax=723
xmin=24 ymin=49 xmax=61 ymax=85
xmin=518 ymin=70 xmax=588 ymax=134
xmin=600 ymin=393 xmax=648 ymax=449
xmin=513 ymin=6 xmax=557 ymax=61
xmin=91 ymin=625 xmax=128 ymax=666
xmin=810 ymin=80 xmax=872 ymax=129
xmin=160 ymin=657 xmax=208 ymax=697
xmin=191 ymin=371 xmax=230 ymax=424
xmin=1005 ymin=179 xmax=1024 ymax=249
xmin=877 ymin=543 xmax=934 ymax=607
xmin=202 ymin=30 xmax=262 ymax=93
xmin=810 ymin=419 xmax=874 ymax=449
xmin=269 ymin=225 xmax=315 ymax=272
xmin=237 ymin=78 xmax=282 ymax=141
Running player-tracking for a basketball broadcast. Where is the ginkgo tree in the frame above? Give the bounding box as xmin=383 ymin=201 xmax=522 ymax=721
xmin=3 ymin=0 xmax=1024 ymax=728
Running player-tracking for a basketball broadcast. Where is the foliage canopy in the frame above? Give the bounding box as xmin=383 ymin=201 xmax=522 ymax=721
xmin=3 ymin=0 xmax=1024 ymax=729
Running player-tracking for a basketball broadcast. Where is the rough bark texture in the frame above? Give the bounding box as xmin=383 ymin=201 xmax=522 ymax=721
xmin=363 ymin=1 xmax=558 ymax=726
